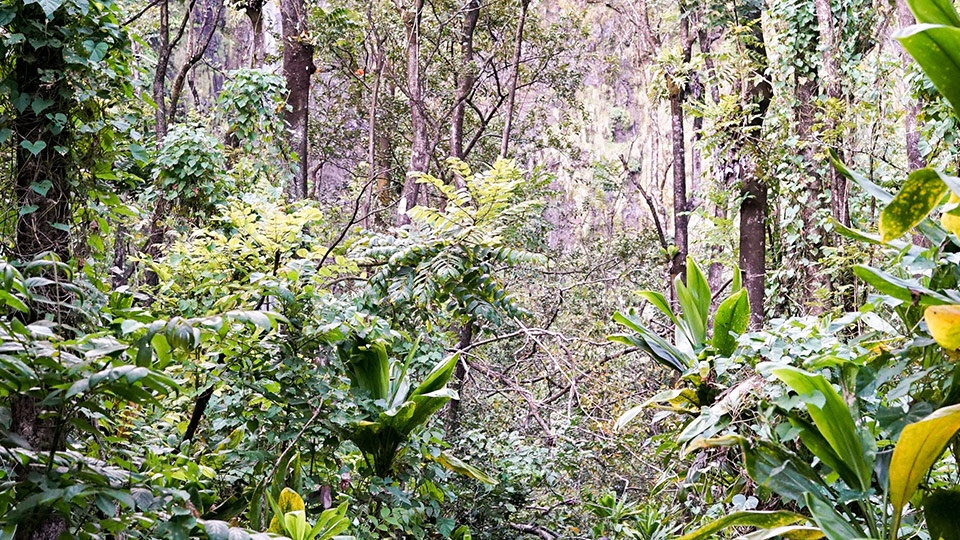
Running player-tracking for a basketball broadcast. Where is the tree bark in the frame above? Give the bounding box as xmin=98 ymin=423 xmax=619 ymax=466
xmin=245 ymin=0 xmax=266 ymax=67
xmin=450 ymin=0 xmax=480 ymax=165
xmin=814 ymin=0 xmax=849 ymax=227
xmin=667 ymin=9 xmax=694 ymax=283
xmin=11 ymin=12 xmax=70 ymax=538
xmin=500 ymin=0 xmax=530 ymax=158
xmin=397 ymin=0 xmax=428 ymax=225
xmin=897 ymin=0 xmax=925 ymax=171
xmin=737 ymin=3 xmax=771 ymax=330
xmin=281 ymin=0 xmax=316 ymax=201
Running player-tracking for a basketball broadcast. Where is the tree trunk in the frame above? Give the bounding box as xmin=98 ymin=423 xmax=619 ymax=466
xmin=246 ymin=0 xmax=266 ymax=67
xmin=814 ymin=0 xmax=848 ymax=227
xmin=897 ymin=0 xmax=925 ymax=171
xmin=450 ymin=0 xmax=480 ymax=165
xmin=11 ymin=15 xmax=70 ymax=539
xmin=281 ymin=0 xmax=315 ymax=201
xmin=667 ymin=10 xmax=694 ymax=283
xmin=397 ymin=0 xmax=428 ymax=225
xmin=153 ymin=0 xmax=171 ymax=141
xmin=500 ymin=0 xmax=530 ymax=158
xmin=738 ymin=3 xmax=771 ymax=330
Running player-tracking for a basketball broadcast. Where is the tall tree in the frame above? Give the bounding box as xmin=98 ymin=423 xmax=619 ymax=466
xmin=897 ymin=0 xmax=925 ymax=171
xmin=735 ymin=2 xmax=772 ymax=330
xmin=281 ymin=0 xmax=316 ymax=200
xmin=500 ymin=0 xmax=530 ymax=157
xmin=450 ymin=0 xmax=481 ymax=163
xmin=394 ymin=0 xmax=429 ymax=224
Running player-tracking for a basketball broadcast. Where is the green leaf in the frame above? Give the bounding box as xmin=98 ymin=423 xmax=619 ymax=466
xmin=674 ymin=511 xmax=808 ymax=540
xmin=879 ymin=168 xmax=946 ymax=242
xmin=853 ymin=264 xmax=954 ymax=305
xmin=736 ymin=525 xmax=824 ymax=540
xmin=20 ymin=140 xmax=46 ymax=156
xmin=30 ymin=180 xmax=52 ymax=196
xmin=803 ymin=494 xmax=865 ymax=540
xmin=770 ymin=366 xmax=874 ymax=492
xmin=924 ymin=489 xmax=960 ymax=540
xmin=888 ymin=403 xmax=960 ymax=537
xmin=24 ymin=0 xmax=65 ymax=17
xmin=897 ymin=24 xmax=960 ymax=115
xmin=712 ymin=288 xmax=750 ymax=357
xmin=908 ymin=0 xmax=960 ymax=27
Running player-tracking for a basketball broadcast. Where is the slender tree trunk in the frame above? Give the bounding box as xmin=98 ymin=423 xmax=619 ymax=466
xmin=814 ymin=0 xmax=848 ymax=226
xmin=397 ymin=0 xmax=428 ymax=225
xmin=281 ymin=0 xmax=316 ymax=201
xmin=446 ymin=319 xmax=474 ymax=434
xmin=667 ymin=11 xmax=694 ymax=283
xmin=738 ymin=4 xmax=771 ymax=330
xmin=897 ymin=0 xmax=925 ymax=171
xmin=364 ymin=65 xmax=383 ymax=229
xmin=450 ymin=0 xmax=480 ymax=166
xmin=153 ymin=0 xmax=171 ymax=141
xmin=500 ymin=0 xmax=529 ymax=157
xmin=246 ymin=0 xmax=265 ymax=67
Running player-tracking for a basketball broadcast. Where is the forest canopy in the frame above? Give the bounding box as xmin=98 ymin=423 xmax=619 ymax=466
xmin=4 ymin=0 xmax=960 ymax=538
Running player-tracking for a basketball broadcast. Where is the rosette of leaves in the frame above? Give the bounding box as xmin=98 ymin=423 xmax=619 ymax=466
xmin=337 ymin=336 xmax=495 ymax=484
xmin=266 ymin=488 xmax=351 ymax=540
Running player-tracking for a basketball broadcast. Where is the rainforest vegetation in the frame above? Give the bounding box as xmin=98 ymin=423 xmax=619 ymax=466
xmin=7 ymin=0 xmax=960 ymax=537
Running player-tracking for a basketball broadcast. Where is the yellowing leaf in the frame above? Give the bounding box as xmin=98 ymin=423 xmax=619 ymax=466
xmin=269 ymin=487 xmax=306 ymax=533
xmin=924 ymin=304 xmax=960 ymax=351
xmin=879 ymin=168 xmax=946 ymax=242
xmin=942 ymin=193 xmax=960 ymax=236
xmin=675 ymin=511 xmax=808 ymax=540
xmin=888 ymin=403 xmax=960 ymax=537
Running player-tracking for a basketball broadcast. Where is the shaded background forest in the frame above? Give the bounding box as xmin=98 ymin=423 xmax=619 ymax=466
xmin=5 ymin=0 xmax=960 ymax=538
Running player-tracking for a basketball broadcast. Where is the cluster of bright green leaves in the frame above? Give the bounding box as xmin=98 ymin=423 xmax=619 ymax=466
xmin=610 ymin=257 xmax=749 ymax=374
xmin=353 ymin=159 xmax=545 ymax=328
xmin=152 ymin=123 xmax=229 ymax=217
xmin=336 ymin=335 xmax=494 ymax=484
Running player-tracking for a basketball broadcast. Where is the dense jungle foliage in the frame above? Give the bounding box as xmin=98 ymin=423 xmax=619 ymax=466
xmin=8 ymin=0 xmax=960 ymax=537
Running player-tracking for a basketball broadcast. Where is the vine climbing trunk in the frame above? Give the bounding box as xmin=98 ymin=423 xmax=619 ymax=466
xmin=11 ymin=10 xmax=71 ymax=538
xmin=281 ymin=0 xmax=315 ymax=201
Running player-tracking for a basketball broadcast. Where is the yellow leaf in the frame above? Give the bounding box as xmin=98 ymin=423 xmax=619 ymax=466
xmin=942 ymin=194 xmax=960 ymax=236
xmin=888 ymin=404 xmax=960 ymax=537
xmin=924 ymin=304 xmax=960 ymax=351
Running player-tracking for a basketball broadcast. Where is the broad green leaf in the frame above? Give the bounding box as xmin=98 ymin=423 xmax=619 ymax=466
xmin=24 ymin=0 xmax=65 ymax=17
xmin=611 ymin=311 xmax=692 ymax=372
xmin=924 ymin=489 xmax=960 ymax=540
xmin=803 ymin=494 xmax=866 ymax=540
xmin=853 ymin=265 xmax=953 ymax=305
xmin=685 ymin=257 xmax=712 ymax=324
xmin=712 ymin=289 xmax=750 ymax=357
xmin=675 ymin=511 xmax=808 ymax=540
xmin=674 ymin=275 xmax=707 ymax=350
xmin=897 ymin=24 xmax=960 ymax=116
xmin=888 ymin=403 xmax=960 ymax=537
xmin=770 ymin=366 xmax=874 ymax=492
xmin=637 ymin=290 xmax=680 ymax=327
xmin=879 ymin=168 xmax=946 ymax=242
xmin=908 ymin=0 xmax=960 ymax=27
